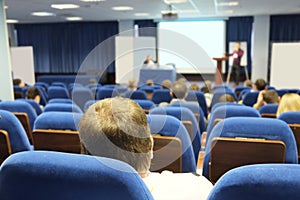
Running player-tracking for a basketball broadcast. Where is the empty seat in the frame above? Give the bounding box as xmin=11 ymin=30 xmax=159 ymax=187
xmin=0 ymin=130 xmax=11 ymax=164
xmin=259 ymin=104 xmax=279 ymax=118
xmin=242 ymin=91 xmax=259 ymax=106
xmin=151 ymin=89 xmax=172 ymax=104
xmin=44 ymin=103 xmax=82 ymax=113
xmin=48 ymin=98 xmax=74 ymax=104
xmin=185 ymin=91 xmax=208 ymax=119
xmin=0 ymin=151 xmax=154 ymax=200
xmin=71 ymin=87 xmax=94 ymax=111
xmin=17 ymin=99 xmax=43 ymax=115
xmin=133 ymin=99 xmax=156 ymax=112
xmin=48 ymin=86 xmax=69 ymax=100
xmin=96 ymin=87 xmax=119 ymax=100
xmin=124 ymin=90 xmax=148 ymax=100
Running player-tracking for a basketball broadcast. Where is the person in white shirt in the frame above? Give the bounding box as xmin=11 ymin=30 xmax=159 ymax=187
xmin=78 ymin=97 xmax=213 ymax=200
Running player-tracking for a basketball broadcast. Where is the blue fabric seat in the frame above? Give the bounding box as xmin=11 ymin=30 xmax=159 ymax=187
xmin=259 ymin=104 xmax=279 ymax=115
xmin=83 ymin=100 xmax=98 ymax=112
xmin=185 ymin=91 xmax=208 ymax=118
xmin=276 ymin=89 xmax=289 ymax=97
xmin=48 ymin=98 xmax=74 ymax=104
xmin=147 ymin=114 xmax=196 ymax=172
xmin=210 ymin=102 xmax=244 ymax=114
xmin=71 ymin=87 xmax=94 ymax=111
xmin=35 ymin=85 xmax=48 ymax=106
xmin=96 ymin=87 xmax=119 ymax=100
xmin=0 ymin=151 xmax=154 ymax=200
xmin=150 ymin=107 xmax=201 ymax=164
xmin=207 ymin=164 xmax=300 ymax=200
xmin=17 ymin=99 xmax=43 ymax=115
xmin=0 ymin=110 xmax=32 ymax=153
xmin=124 ymin=90 xmax=148 ymax=100
xmin=133 ymin=100 xmax=156 ymax=110
xmin=210 ymin=90 xmax=237 ymax=109
xmin=151 ymin=89 xmax=172 ymax=104
xmin=203 ymin=117 xmax=298 ymax=179
xmin=51 ymin=82 xmax=67 ymax=88
xmin=44 ymin=103 xmax=82 ymax=113
xmin=278 ymin=111 xmax=300 ymax=124
xmin=242 ymin=91 xmax=259 ymax=106
xmin=48 ymin=86 xmax=70 ymax=100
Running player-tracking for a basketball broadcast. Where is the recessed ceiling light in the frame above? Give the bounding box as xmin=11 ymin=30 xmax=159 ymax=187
xmin=51 ymin=4 xmax=80 ymax=10
xmin=4 ymin=5 xmax=8 ymax=9
xmin=80 ymin=0 xmax=105 ymax=2
xmin=31 ymin=12 xmax=55 ymax=16
xmin=224 ymin=10 xmax=234 ymax=14
xmin=178 ymin=9 xmax=199 ymax=14
xmin=134 ymin=13 xmax=150 ymax=17
xmin=66 ymin=17 xmax=83 ymax=21
xmin=111 ymin=6 xmax=134 ymax=11
xmin=164 ymin=0 xmax=188 ymax=4
xmin=6 ymin=19 xmax=19 ymax=23
xmin=218 ymin=1 xmax=239 ymax=6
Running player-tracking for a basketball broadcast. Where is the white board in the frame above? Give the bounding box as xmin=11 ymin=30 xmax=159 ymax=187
xmin=10 ymin=46 xmax=35 ymax=85
xmin=270 ymin=43 xmax=300 ymax=89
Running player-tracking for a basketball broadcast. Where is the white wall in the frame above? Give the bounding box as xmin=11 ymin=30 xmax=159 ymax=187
xmin=251 ymin=15 xmax=270 ymax=82
xmin=0 ymin=0 xmax=14 ymax=100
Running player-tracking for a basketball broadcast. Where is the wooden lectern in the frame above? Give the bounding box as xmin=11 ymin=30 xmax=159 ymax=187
xmin=213 ymin=57 xmax=228 ymax=85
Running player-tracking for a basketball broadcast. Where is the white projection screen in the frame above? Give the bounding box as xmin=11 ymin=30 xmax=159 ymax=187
xmin=270 ymin=42 xmax=300 ymax=89
xmin=158 ymin=20 xmax=226 ymax=74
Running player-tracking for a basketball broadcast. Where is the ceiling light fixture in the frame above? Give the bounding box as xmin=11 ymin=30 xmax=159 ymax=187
xmin=4 ymin=5 xmax=8 ymax=9
xmin=80 ymin=0 xmax=106 ymax=2
xmin=164 ymin=0 xmax=188 ymax=4
xmin=31 ymin=12 xmax=55 ymax=16
xmin=134 ymin=13 xmax=150 ymax=17
xmin=111 ymin=6 xmax=134 ymax=11
xmin=6 ymin=19 xmax=19 ymax=23
xmin=51 ymin=4 xmax=80 ymax=10
xmin=66 ymin=17 xmax=83 ymax=21
xmin=218 ymin=1 xmax=239 ymax=6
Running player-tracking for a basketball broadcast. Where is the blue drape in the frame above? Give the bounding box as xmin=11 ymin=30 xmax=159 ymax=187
xmin=226 ymin=17 xmax=253 ymax=75
xmin=15 ymin=21 xmax=118 ymax=74
xmin=270 ymin=14 xmax=300 ymax=42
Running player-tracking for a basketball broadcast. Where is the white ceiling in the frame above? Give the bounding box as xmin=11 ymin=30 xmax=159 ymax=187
xmin=4 ymin=0 xmax=300 ymax=23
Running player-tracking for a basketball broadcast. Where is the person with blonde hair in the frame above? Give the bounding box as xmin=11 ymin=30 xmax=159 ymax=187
xmin=277 ymin=93 xmax=300 ymax=117
xmin=78 ymin=97 xmax=212 ymax=199
xmin=127 ymin=78 xmax=137 ymax=91
xmin=189 ymin=83 xmax=199 ymax=91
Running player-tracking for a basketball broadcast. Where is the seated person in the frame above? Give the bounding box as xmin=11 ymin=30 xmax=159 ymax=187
xmin=161 ymin=79 xmax=172 ymax=90
xmin=219 ymin=94 xmax=236 ymax=103
xmin=127 ymin=78 xmax=137 ymax=91
xmin=78 ymin=97 xmax=213 ymax=200
xmin=253 ymin=90 xmax=280 ymax=110
xmin=276 ymin=93 xmax=300 ymax=117
xmin=26 ymin=87 xmax=41 ymax=104
xmin=159 ymin=81 xmax=187 ymax=106
xmin=13 ymin=78 xmax=26 ymax=88
xmin=201 ymin=85 xmax=213 ymax=108
xmin=189 ymin=83 xmax=199 ymax=91
xmin=146 ymin=79 xmax=154 ymax=86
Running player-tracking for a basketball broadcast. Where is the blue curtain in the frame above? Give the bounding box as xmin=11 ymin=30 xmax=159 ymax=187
xmin=270 ymin=14 xmax=300 ymax=42
xmin=226 ymin=17 xmax=253 ymax=75
xmin=15 ymin=21 xmax=118 ymax=74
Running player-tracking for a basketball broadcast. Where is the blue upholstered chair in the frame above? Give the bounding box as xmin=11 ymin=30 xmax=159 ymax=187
xmin=51 ymin=82 xmax=67 ymax=88
xmin=210 ymin=102 xmax=244 ymax=114
xmin=185 ymin=91 xmax=208 ymax=118
xmin=210 ymin=90 xmax=237 ymax=110
xmin=34 ymin=82 xmax=49 ymax=91
xmin=83 ymin=100 xmax=98 ymax=112
xmin=171 ymin=102 xmax=206 ymax=133
xmin=0 ymin=151 xmax=154 ymax=200
xmin=259 ymin=104 xmax=279 ymax=116
xmin=48 ymin=98 xmax=74 ymax=104
xmin=147 ymin=114 xmax=196 ymax=172
xmin=0 ymin=110 xmax=32 ymax=153
xmin=35 ymin=85 xmax=48 ymax=106
xmin=124 ymin=90 xmax=148 ymax=100
xmin=203 ymin=117 xmax=298 ymax=180
xmin=234 ymin=86 xmax=251 ymax=99
xmin=206 ymin=105 xmax=260 ymax=142
xmin=207 ymin=164 xmax=300 ymax=200
xmin=150 ymin=107 xmax=201 ymax=164
xmin=151 ymin=89 xmax=172 ymax=104
xmin=133 ymin=100 xmax=156 ymax=111
xmin=96 ymin=87 xmax=119 ymax=100
xmin=276 ymin=89 xmax=289 ymax=97
xmin=72 ymin=87 xmax=94 ymax=111
xmin=278 ymin=111 xmax=300 ymax=124
xmin=242 ymin=91 xmax=259 ymax=106
xmin=48 ymin=86 xmax=70 ymax=100
xmin=44 ymin=103 xmax=82 ymax=113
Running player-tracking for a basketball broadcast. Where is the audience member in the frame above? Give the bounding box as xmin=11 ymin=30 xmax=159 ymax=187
xmin=219 ymin=94 xmax=236 ymax=103
xmin=78 ymin=97 xmax=213 ymax=199
xmin=254 ymin=78 xmax=267 ymax=91
xmin=161 ymin=79 xmax=172 ymax=90
xmin=189 ymin=83 xmax=200 ymax=91
xmin=243 ymin=79 xmax=253 ymax=88
xmin=13 ymin=78 xmax=25 ymax=88
xmin=201 ymin=85 xmax=213 ymax=108
xmin=146 ymin=79 xmax=154 ymax=86
xmin=169 ymin=81 xmax=188 ymax=105
xmin=276 ymin=93 xmax=300 ymax=117
xmin=26 ymin=87 xmax=41 ymax=104
xmin=253 ymin=90 xmax=280 ymax=110
xmin=127 ymin=78 xmax=137 ymax=91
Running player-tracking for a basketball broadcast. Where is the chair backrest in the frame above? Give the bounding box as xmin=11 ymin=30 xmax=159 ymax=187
xmin=48 ymin=86 xmax=70 ymax=100
xmin=0 ymin=110 xmax=32 ymax=153
xmin=185 ymin=91 xmax=208 ymax=118
xmin=234 ymin=86 xmax=251 ymax=99
xmin=0 ymin=151 xmax=154 ymax=200
xmin=207 ymin=164 xmax=300 ymax=200
xmin=242 ymin=91 xmax=259 ymax=106
xmin=259 ymin=104 xmax=279 ymax=118
xmin=124 ymin=90 xmax=148 ymax=100
xmin=51 ymin=82 xmax=67 ymax=88
xmin=33 ymin=112 xmax=82 ymax=153
xmin=203 ymin=117 xmax=298 ymax=180
xmin=150 ymin=135 xmax=182 ymax=173
xmin=48 ymin=98 xmax=74 ymax=104
xmin=276 ymin=89 xmax=289 ymax=97
xmin=17 ymin=99 xmax=43 ymax=115
xmin=210 ymin=102 xmax=243 ymax=114
xmin=151 ymin=89 xmax=172 ymax=104
xmin=0 ymin=130 xmax=12 ymax=164
xmin=35 ymin=85 xmax=48 ymax=106
xmin=210 ymin=90 xmax=237 ymax=109
xmin=0 ymin=100 xmax=37 ymax=132
xmin=133 ymin=99 xmax=156 ymax=111
xmin=150 ymin=107 xmax=201 ymax=164
xmin=147 ymin=114 xmax=196 ymax=173
xmin=83 ymin=100 xmax=98 ymax=112
xmin=34 ymin=82 xmax=49 ymax=91
xmin=72 ymin=87 xmax=94 ymax=111
xmin=206 ymin=105 xmax=260 ymax=141
xmin=44 ymin=103 xmax=82 ymax=113
xmin=96 ymin=87 xmax=119 ymax=100
xmin=209 ymin=137 xmax=286 ymax=183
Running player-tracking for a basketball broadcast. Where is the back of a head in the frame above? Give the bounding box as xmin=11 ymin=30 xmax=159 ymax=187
xmin=26 ymin=87 xmax=40 ymax=100
xmin=128 ymin=78 xmax=137 ymax=90
xmin=255 ymin=78 xmax=267 ymax=91
xmin=189 ymin=83 xmax=199 ymax=91
xmin=146 ymin=79 xmax=154 ymax=86
xmin=263 ymin=90 xmax=279 ymax=104
xmin=219 ymin=94 xmax=236 ymax=103
xmin=277 ymin=93 xmax=300 ymax=117
xmin=171 ymin=81 xmax=187 ymax=99
xmin=78 ymin=97 xmax=152 ymax=174
xmin=161 ymin=79 xmax=172 ymax=90
xmin=243 ymin=80 xmax=253 ymax=87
